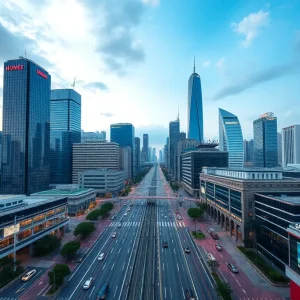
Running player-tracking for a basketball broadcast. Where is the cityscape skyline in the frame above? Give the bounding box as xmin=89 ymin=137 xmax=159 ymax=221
xmin=0 ymin=0 xmax=300 ymax=151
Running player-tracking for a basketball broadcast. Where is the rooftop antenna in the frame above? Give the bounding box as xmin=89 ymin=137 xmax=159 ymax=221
xmin=193 ymin=56 xmax=195 ymax=73
xmin=177 ymin=107 xmax=180 ymax=121
xmin=71 ymin=76 xmax=76 ymax=89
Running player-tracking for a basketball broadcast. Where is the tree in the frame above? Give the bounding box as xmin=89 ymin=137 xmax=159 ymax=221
xmin=188 ymin=207 xmax=204 ymax=231
xmin=48 ymin=264 xmax=71 ymax=288
xmin=208 ymin=260 xmax=220 ymax=273
xmin=216 ymin=282 xmax=233 ymax=300
xmin=60 ymin=241 xmax=80 ymax=258
xmin=35 ymin=235 xmax=61 ymax=256
xmin=74 ymin=222 xmax=95 ymax=239
xmin=86 ymin=209 xmax=101 ymax=221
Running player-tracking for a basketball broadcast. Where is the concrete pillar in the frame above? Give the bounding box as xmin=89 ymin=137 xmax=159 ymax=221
xmin=60 ymin=226 xmax=65 ymax=237
xmin=29 ymin=243 xmax=35 ymax=257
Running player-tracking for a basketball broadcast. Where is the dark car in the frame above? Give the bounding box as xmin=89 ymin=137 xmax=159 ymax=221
xmin=184 ymin=246 xmax=190 ymax=253
xmin=211 ymin=232 xmax=219 ymax=240
xmin=97 ymin=283 xmax=109 ymax=299
xmin=215 ymin=244 xmax=222 ymax=251
xmin=185 ymin=288 xmax=195 ymax=300
xmin=227 ymin=263 xmax=238 ymax=273
xmin=163 ymin=241 xmax=168 ymax=248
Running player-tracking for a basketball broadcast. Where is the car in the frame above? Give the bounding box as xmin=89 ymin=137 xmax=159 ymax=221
xmin=207 ymin=253 xmax=216 ymax=261
xmin=177 ymin=216 xmax=183 ymax=220
xmin=97 ymin=283 xmax=109 ymax=299
xmin=227 ymin=263 xmax=238 ymax=273
xmin=22 ymin=269 xmax=36 ymax=281
xmin=164 ymin=216 xmax=167 ymax=219
xmin=111 ymin=232 xmax=117 ymax=238
xmin=215 ymin=244 xmax=222 ymax=251
xmin=207 ymin=228 xmax=214 ymax=234
xmin=124 ymin=213 xmax=128 ymax=216
xmin=83 ymin=277 xmax=93 ymax=289
xmin=118 ymin=223 xmax=122 ymax=228
xmin=169 ymin=215 xmax=172 ymax=218
xmin=124 ymin=203 xmax=127 ymax=206
xmin=98 ymin=253 xmax=105 ymax=261
xmin=128 ymin=208 xmax=131 ymax=211
xmin=163 ymin=241 xmax=168 ymax=248
xmin=185 ymin=288 xmax=195 ymax=300
xmin=184 ymin=246 xmax=190 ymax=253
xmin=211 ymin=232 xmax=219 ymax=240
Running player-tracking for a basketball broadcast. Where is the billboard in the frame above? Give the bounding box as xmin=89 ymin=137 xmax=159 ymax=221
xmin=298 ymin=242 xmax=300 ymax=268
xmin=4 ymin=223 xmax=20 ymax=238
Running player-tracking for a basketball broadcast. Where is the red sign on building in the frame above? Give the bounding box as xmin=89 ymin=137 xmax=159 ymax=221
xmin=36 ymin=69 xmax=48 ymax=79
xmin=5 ymin=65 xmax=24 ymax=71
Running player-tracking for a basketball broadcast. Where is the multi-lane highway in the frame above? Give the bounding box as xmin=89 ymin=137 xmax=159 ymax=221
xmin=55 ymin=165 xmax=216 ymax=300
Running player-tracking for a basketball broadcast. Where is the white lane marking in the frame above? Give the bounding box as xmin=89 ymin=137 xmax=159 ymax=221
xmin=181 ymin=286 xmax=185 ymax=299
xmin=219 ymin=270 xmax=228 ymax=283
xmin=242 ymin=289 xmax=247 ymax=294
xmin=118 ymin=248 xmax=121 ymax=254
xmin=37 ymin=283 xmax=49 ymax=296
xmin=236 ymin=279 xmax=242 ymax=287
xmin=174 ymin=248 xmax=176 ymax=254
xmin=164 ymin=287 xmax=167 ymax=298
xmin=113 ymin=286 xmax=118 ymax=298
xmin=177 ymin=263 xmax=180 ymax=272
xmin=128 ymin=248 xmax=130 ymax=253
xmin=89 ymin=286 xmax=95 ymax=298
xmin=220 ymin=254 xmax=223 ymax=259
xmin=172 ymin=239 xmax=173 ymax=244
xmin=111 ymin=262 xmax=115 ymax=270
xmin=122 ymin=239 xmax=125 ymax=244
xmin=122 ymin=262 xmax=125 ymax=271
xmin=110 ymin=247 xmax=114 ymax=253
xmin=170 ymin=287 xmax=173 ymax=299
xmin=102 ymin=263 xmax=107 ymax=270
xmin=163 ymin=263 xmax=164 ymax=271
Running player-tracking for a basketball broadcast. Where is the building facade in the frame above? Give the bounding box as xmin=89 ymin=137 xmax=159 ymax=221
xmin=200 ymin=167 xmax=300 ymax=242
xmin=181 ymin=144 xmax=228 ymax=197
xmin=81 ymin=131 xmax=106 ymax=143
xmin=78 ymin=169 xmax=124 ymax=195
xmin=244 ymin=139 xmax=254 ymax=166
xmin=282 ymin=125 xmax=300 ymax=167
xmin=254 ymin=192 xmax=300 ymax=270
xmin=31 ymin=185 xmax=96 ymax=217
xmin=187 ymin=61 xmax=203 ymax=142
xmin=135 ymin=137 xmax=140 ymax=174
xmin=50 ymin=89 xmax=81 ymax=185
xmin=219 ymin=108 xmax=244 ymax=168
xmin=72 ymin=142 xmax=120 ymax=183
xmin=253 ymin=112 xmax=278 ymax=168
xmin=119 ymin=146 xmax=132 ymax=179
xmin=110 ymin=123 xmax=135 ymax=177
xmin=142 ymin=134 xmax=149 ymax=162
xmin=278 ymin=132 xmax=282 ymax=166
xmin=0 ymin=195 xmax=68 ymax=259
xmin=1 ymin=58 xmax=51 ymax=195
xmin=168 ymin=118 xmax=180 ymax=176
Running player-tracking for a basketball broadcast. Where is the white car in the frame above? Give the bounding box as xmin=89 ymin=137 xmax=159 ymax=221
xmin=124 ymin=213 xmax=128 ymax=216
xmin=22 ymin=269 xmax=37 ymax=281
xmin=112 ymin=232 xmax=117 ymax=238
xmin=83 ymin=277 xmax=93 ymax=289
xmin=208 ymin=253 xmax=216 ymax=261
xmin=177 ymin=216 xmax=183 ymax=220
xmin=98 ymin=253 xmax=105 ymax=261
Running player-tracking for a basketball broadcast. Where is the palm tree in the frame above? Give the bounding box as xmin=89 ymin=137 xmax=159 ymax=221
xmin=208 ymin=260 xmax=220 ymax=273
xmin=216 ymin=282 xmax=233 ymax=300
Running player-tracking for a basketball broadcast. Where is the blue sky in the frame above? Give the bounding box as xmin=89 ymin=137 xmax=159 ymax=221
xmin=0 ymin=0 xmax=299 ymax=151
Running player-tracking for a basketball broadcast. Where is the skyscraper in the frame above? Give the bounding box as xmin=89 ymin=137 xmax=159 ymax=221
xmin=253 ymin=112 xmax=278 ymax=168
xmin=50 ymin=89 xmax=81 ymax=184
xmin=243 ymin=139 xmax=254 ymax=165
xmin=282 ymin=125 xmax=300 ymax=167
xmin=168 ymin=117 xmax=180 ymax=175
xmin=187 ymin=59 xmax=204 ymax=142
xmin=277 ymin=132 xmax=282 ymax=166
xmin=1 ymin=58 xmax=51 ymax=195
xmin=219 ymin=108 xmax=244 ymax=168
xmin=110 ymin=123 xmax=135 ymax=177
xmin=180 ymin=132 xmax=186 ymax=141
xmin=135 ymin=137 xmax=140 ymax=173
xmin=142 ymin=134 xmax=149 ymax=162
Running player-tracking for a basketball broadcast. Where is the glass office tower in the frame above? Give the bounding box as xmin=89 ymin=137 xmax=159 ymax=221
xmin=168 ymin=118 xmax=180 ymax=175
xmin=187 ymin=61 xmax=204 ymax=142
xmin=219 ymin=108 xmax=244 ymax=168
xmin=1 ymin=58 xmax=51 ymax=195
xmin=50 ymin=89 xmax=81 ymax=184
xmin=253 ymin=112 xmax=278 ymax=168
xmin=110 ymin=123 xmax=135 ymax=177
xmin=142 ymin=134 xmax=149 ymax=162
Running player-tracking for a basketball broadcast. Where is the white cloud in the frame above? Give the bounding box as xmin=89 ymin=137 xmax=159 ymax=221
xmin=142 ymin=0 xmax=160 ymax=6
xmin=216 ymin=58 xmax=225 ymax=69
xmin=203 ymin=60 xmax=211 ymax=67
xmin=231 ymin=10 xmax=269 ymax=47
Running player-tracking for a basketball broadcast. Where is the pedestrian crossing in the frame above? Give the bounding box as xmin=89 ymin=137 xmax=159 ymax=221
xmin=109 ymin=221 xmax=185 ymax=228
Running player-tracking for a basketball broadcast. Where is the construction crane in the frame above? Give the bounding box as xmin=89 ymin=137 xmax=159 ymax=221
xmin=71 ymin=76 xmax=76 ymax=89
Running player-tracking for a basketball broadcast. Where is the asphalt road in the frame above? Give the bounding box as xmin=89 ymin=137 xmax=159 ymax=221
xmin=55 ymin=165 xmax=216 ymax=300
xmin=1 ymin=267 xmax=47 ymax=299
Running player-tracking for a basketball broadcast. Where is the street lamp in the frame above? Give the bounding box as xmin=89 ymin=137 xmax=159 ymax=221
xmin=49 ymin=270 xmax=56 ymax=292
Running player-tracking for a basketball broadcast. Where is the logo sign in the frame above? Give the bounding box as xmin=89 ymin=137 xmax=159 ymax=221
xmin=6 ymin=65 xmax=24 ymax=71
xmin=36 ymin=69 xmax=48 ymax=79
xmin=295 ymin=224 xmax=300 ymax=230
xmin=225 ymin=121 xmax=238 ymax=125
xmin=4 ymin=223 xmax=20 ymax=238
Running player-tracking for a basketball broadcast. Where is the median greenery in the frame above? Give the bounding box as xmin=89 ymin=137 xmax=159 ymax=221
xmin=237 ymin=246 xmax=289 ymax=284
xmin=191 ymin=230 xmax=206 ymax=239
xmin=34 ymin=235 xmax=61 ymax=257
xmin=47 ymin=264 xmax=70 ymax=294
xmin=74 ymin=222 xmax=95 ymax=239
xmin=86 ymin=201 xmax=114 ymax=221
xmin=133 ymin=166 xmax=151 ymax=184
xmin=160 ymin=164 xmax=180 ymax=191
xmin=0 ymin=257 xmax=24 ymax=289
xmin=60 ymin=241 xmax=80 ymax=259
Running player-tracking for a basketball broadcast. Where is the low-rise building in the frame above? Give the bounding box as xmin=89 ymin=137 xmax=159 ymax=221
xmin=286 ymin=223 xmax=300 ymax=299
xmin=200 ymin=167 xmax=300 ymax=242
xmin=78 ymin=169 xmax=124 ymax=196
xmin=31 ymin=185 xmax=96 ymax=216
xmin=0 ymin=195 xmax=68 ymax=259
xmin=181 ymin=143 xmax=228 ymax=197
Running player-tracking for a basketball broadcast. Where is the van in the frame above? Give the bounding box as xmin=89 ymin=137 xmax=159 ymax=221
xmin=97 ymin=283 xmax=109 ymax=299
xmin=22 ymin=269 xmax=37 ymax=281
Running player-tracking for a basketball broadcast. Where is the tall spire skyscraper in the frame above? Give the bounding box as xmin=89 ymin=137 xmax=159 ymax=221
xmin=187 ymin=58 xmax=204 ymax=142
